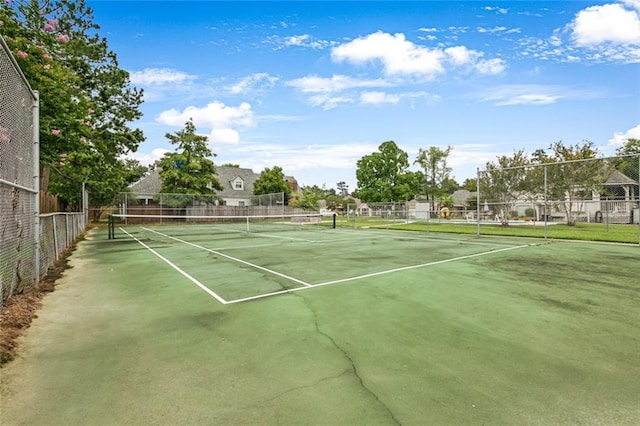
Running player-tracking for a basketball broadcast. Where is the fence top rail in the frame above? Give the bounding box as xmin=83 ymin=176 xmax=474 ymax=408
xmin=39 ymin=212 xmax=84 ymax=218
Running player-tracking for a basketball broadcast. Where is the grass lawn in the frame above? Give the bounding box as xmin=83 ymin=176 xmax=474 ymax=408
xmin=339 ymin=218 xmax=640 ymax=244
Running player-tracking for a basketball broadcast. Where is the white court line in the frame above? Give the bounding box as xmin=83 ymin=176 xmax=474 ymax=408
xmin=225 ymin=244 xmax=531 ymax=304
xmin=251 ymin=232 xmax=316 ymax=242
xmin=119 ymin=227 xmax=228 ymax=305
xmin=142 ymin=227 xmax=313 ymax=287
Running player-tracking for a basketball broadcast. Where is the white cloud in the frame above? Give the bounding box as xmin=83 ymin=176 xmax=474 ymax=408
xmin=224 ymin=142 xmax=379 ymax=180
xmin=475 ymin=58 xmax=507 ymax=75
xmin=227 ymin=73 xmax=278 ymax=95
xmin=210 ymin=128 xmax=240 ymax=145
xmin=332 ymin=31 xmax=446 ymax=77
xmin=331 ymin=31 xmax=505 ymax=78
xmin=608 ymin=124 xmax=640 ymax=146
xmin=265 ymin=34 xmax=337 ymax=50
xmin=285 ymin=34 xmax=310 ymax=46
xmin=156 ymin=101 xmax=255 ymax=144
xmin=444 ymin=46 xmax=506 ymax=75
xmin=445 ymin=46 xmax=481 ymax=65
xmin=519 ymin=2 xmax=640 ymax=63
xmin=360 ymin=91 xmax=401 ymax=105
xmin=129 ymin=68 xmax=197 ymax=85
xmin=477 ymin=26 xmax=508 ymax=33
xmin=483 ymin=6 xmax=508 ymax=15
xmin=495 ymin=94 xmax=560 ymax=106
xmin=126 ymin=148 xmax=170 ymax=167
xmin=479 ymin=85 xmax=565 ymax=106
xmin=308 ymin=94 xmax=354 ymax=110
xmin=571 ymin=2 xmax=640 ymax=46
xmin=286 ymin=74 xmax=390 ymax=93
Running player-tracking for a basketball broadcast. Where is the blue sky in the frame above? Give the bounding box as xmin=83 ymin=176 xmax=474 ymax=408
xmin=89 ymin=0 xmax=640 ymax=192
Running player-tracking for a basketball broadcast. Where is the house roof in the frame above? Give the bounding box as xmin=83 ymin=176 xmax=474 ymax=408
xmin=129 ymin=167 xmax=162 ymax=195
xmin=452 ymin=189 xmax=477 ymax=206
xmin=215 ymin=166 xmax=258 ymax=198
xmin=605 ymin=169 xmax=637 ymax=186
xmin=129 ymin=166 xmax=261 ymax=199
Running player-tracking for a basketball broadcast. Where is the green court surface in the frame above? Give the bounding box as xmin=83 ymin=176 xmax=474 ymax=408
xmin=1 ymin=225 xmax=639 ymax=425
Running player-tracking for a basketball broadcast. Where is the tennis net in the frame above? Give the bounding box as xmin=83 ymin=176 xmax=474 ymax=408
xmin=108 ymin=212 xmax=334 ymax=239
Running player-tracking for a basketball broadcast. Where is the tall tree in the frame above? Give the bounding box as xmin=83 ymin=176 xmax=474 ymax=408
xmin=414 ymin=145 xmax=453 ymax=207
xmin=157 ymin=119 xmax=221 ymax=195
xmin=531 ymin=141 xmax=609 ymax=226
xmin=1 ymin=0 xmax=145 ymax=209
xmin=253 ymin=166 xmax=291 ymax=204
xmin=355 ymin=141 xmax=419 ymax=202
xmin=336 ymin=181 xmax=349 ymax=197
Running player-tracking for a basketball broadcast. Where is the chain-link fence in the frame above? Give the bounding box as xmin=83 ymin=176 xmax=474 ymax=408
xmin=1 ymin=35 xmax=87 ymax=304
xmin=1 ymin=35 xmax=40 ymax=303
xmin=345 ymin=201 xmax=409 ymax=227
xmin=343 ymin=155 xmax=639 ymax=243
xmin=476 ymin=155 xmax=639 ymax=233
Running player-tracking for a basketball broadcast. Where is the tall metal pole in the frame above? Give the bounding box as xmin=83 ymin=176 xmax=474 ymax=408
xmin=33 ymin=91 xmax=41 ymax=282
xmin=476 ymin=168 xmax=481 ymax=237
xmin=544 ymin=165 xmax=548 ymax=240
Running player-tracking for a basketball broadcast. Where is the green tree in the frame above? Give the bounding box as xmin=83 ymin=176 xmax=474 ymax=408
xmin=480 ymin=150 xmax=531 ymax=226
xmin=2 ymin=0 xmax=145 ymax=208
xmin=292 ymin=184 xmax=350 ymax=212
xmin=531 ymin=141 xmax=609 ymax=226
xmin=613 ymin=138 xmax=640 ymax=180
xmin=414 ymin=145 xmax=453 ymax=207
xmin=441 ymin=177 xmax=460 ymax=195
xmin=157 ymin=119 xmax=221 ymax=197
xmin=355 ymin=141 xmax=419 ymax=202
xmin=291 ymin=185 xmax=323 ymax=210
xmin=253 ymin=166 xmax=291 ymax=204
xmin=460 ymin=177 xmax=478 ymax=191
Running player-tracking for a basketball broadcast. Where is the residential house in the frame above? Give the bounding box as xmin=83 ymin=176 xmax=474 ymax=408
xmin=128 ymin=166 xmax=297 ymax=208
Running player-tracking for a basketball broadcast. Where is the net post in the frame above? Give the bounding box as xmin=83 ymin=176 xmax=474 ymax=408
xmin=333 ymin=213 xmax=336 ymax=229
xmin=108 ymin=214 xmax=114 ymax=239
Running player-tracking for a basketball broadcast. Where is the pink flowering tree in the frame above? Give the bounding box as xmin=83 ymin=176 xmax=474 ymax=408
xmin=0 ymin=0 xmax=145 ymax=210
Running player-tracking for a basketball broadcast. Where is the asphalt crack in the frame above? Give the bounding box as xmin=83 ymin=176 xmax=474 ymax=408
xmin=295 ymin=293 xmax=402 ymax=425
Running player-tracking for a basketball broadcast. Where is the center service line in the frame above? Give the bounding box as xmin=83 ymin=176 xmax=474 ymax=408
xmin=142 ymin=227 xmax=313 ymax=287
xmin=120 ymin=228 xmax=228 ymax=304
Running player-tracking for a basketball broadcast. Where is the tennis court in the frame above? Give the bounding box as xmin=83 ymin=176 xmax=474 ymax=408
xmin=109 ymin=214 xmax=535 ymax=304
xmin=2 ymin=221 xmax=639 ymax=425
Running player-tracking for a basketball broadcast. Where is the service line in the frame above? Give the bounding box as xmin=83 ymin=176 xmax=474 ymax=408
xmin=120 ymin=227 xmax=228 ymax=304
xmin=225 ymin=243 xmax=531 ymax=304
